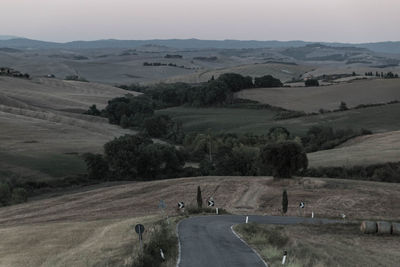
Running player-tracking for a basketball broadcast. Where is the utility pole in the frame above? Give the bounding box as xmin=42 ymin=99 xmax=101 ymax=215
xmin=208 ymin=134 xmax=212 ymax=162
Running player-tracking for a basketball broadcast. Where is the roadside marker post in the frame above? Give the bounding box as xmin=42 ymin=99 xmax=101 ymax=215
xmin=160 ymin=249 xmax=165 ymax=261
xmin=282 ymin=250 xmax=287 ymax=265
xmin=135 ymin=224 xmax=145 ymax=251
xmin=216 ymin=208 xmax=219 ymax=215
xmin=299 ymin=201 xmax=305 ymax=217
xmin=246 ymin=216 xmax=249 ymax=224
xmin=312 ymin=211 xmax=314 ymax=218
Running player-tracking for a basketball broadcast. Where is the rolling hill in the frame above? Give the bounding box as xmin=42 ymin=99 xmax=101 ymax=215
xmin=0 ymin=77 xmax=137 ymax=180
xmin=236 ymin=79 xmax=400 ymax=112
xmin=0 ymin=176 xmax=399 ymax=266
xmin=1 ymin=38 xmax=400 ymax=53
xmin=308 ymin=130 xmax=400 ymax=167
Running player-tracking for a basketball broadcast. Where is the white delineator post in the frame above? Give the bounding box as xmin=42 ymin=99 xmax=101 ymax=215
xmin=312 ymin=211 xmax=314 ymax=218
xmin=282 ymin=250 xmax=287 ymax=265
xmin=216 ymin=208 xmax=219 ymax=215
xmin=246 ymin=216 xmax=249 ymax=224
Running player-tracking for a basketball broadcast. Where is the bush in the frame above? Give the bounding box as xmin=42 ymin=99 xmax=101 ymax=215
xmin=84 ymin=104 xmax=101 ymax=116
xmin=305 ymin=79 xmax=319 ymax=87
xmin=0 ymin=183 xmax=11 ymax=206
xmin=11 ymin=188 xmax=28 ymax=204
xmin=65 ymin=75 xmax=88 ymax=82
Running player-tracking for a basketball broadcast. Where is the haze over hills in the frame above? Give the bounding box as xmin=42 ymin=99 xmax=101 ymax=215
xmin=1 ymin=37 xmax=400 ymax=54
xmin=0 ymin=35 xmax=19 ymax=40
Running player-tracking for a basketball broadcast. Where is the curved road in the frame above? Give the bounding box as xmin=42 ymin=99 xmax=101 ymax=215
xmin=177 ymin=215 xmax=338 ymax=267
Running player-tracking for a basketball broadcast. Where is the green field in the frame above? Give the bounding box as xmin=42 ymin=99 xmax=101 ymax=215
xmin=157 ymin=107 xmax=278 ymax=134
xmin=0 ymin=151 xmax=86 ymax=179
xmin=157 ymin=103 xmax=400 ymax=136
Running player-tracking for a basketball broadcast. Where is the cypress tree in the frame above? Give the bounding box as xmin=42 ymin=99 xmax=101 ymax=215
xmin=197 ymin=186 xmax=203 ymax=209
xmin=282 ymin=190 xmax=288 ymax=214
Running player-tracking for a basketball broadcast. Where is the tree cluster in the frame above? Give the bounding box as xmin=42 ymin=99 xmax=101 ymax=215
xmin=104 ymin=95 xmax=154 ymax=127
xmin=365 ymin=71 xmax=399 ymax=78
xmin=304 ymin=162 xmax=400 ymax=183
xmin=0 ymin=67 xmax=30 ymax=79
xmin=301 ymin=126 xmax=370 ymax=153
xmin=305 ymin=79 xmax=319 ymax=87
xmin=85 ymin=135 xmax=186 ymax=181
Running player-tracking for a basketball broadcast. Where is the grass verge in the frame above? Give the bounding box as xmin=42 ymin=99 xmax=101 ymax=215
xmin=131 ymin=216 xmax=181 ymax=267
xmin=234 ymin=222 xmax=400 ymax=267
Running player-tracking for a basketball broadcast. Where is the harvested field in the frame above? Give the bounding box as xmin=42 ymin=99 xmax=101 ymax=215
xmin=0 ymin=176 xmax=399 ymax=266
xmin=1 ymin=176 xmax=399 ymax=226
xmin=309 ymin=130 xmax=400 ymax=167
xmin=236 ymin=78 xmax=400 ymax=112
xmin=0 ymin=215 xmax=159 ymax=267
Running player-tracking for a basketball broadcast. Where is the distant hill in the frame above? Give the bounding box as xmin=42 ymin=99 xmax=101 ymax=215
xmin=1 ymin=37 xmax=400 ymax=54
xmin=0 ymin=35 xmax=19 ymax=40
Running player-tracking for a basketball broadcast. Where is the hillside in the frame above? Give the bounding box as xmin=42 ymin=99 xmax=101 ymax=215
xmin=0 ymin=176 xmax=399 ymax=266
xmin=164 ymin=62 xmax=314 ymax=83
xmin=2 ymin=38 xmax=400 ymax=53
xmin=308 ymin=130 xmax=400 ymax=167
xmin=158 ymin=103 xmax=400 ymax=135
xmin=0 ymin=77 xmax=136 ymax=179
xmin=236 ymin=78 xmax=400 ymax=112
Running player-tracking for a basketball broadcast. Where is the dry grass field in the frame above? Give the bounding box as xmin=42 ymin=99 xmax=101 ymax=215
xmin=1 ymin=176 xmax=399 ymax=225
xmin=0 ymin=77 xmax=136 ymax=179
xmin=235 ymin=223 xmax=400 ymax=267
xmin=309 ymin=130 xmax=400 ymax=167
xmin=0 ymin=176 xmax=399 ymax=266
xmin=236 ymin=78 xmax=400 ymax=112
xmin=0 ymin=215 xmax=161 ymax=267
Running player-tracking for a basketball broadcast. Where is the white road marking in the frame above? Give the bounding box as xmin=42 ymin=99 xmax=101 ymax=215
xmin=176 ymin=220 xmax=182 ymax=267
xmin=230 ymin=224 xmax=269 ymax=267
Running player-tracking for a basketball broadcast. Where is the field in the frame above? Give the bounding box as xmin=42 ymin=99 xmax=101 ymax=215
xmin=0 ymin=77 xmax=135 ymax=180
xmin=165 ymin=62 xmax=314 ymax=84
xmin=158 ymin=103 xmax=400 ymax=135
xmin=235 ymin=223 xmax=400 ymax=267
xmin=158 ymin=104 xmax=400 ymax=166
xmin=0 ymin=176 xmax=399 ymax=266
xmin=236 ymin=79 xmax=400 ymax=112
xmin=308 ymin=130 xmax=400 ymax=167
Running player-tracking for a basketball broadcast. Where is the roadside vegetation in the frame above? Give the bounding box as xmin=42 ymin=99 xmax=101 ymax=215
xmin=235 ymin=223 xmax=400 ymax=266
xmin=132 ymin=219 xmax=179 ymax=267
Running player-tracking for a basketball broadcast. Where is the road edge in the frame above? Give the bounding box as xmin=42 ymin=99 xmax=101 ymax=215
xmin=176 ymin=219 xmax=182 ymax=267
xmin=230 ymin=224 xmax=269 ymax=267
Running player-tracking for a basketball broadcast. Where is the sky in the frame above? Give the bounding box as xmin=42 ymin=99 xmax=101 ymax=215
xmin=1 ymin=0 xmax=399 ymax=43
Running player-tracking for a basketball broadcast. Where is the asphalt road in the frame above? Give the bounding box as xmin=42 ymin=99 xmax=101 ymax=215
xmin=177 ymin=215 xmax=339 ymax=267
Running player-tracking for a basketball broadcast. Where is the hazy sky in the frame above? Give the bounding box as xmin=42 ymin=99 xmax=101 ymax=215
xmin=1 ymin=0 xmax=399 ymax=43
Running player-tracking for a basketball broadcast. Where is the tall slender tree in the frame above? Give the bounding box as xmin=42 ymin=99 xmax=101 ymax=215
xmin=282 ymin=190 xmax=288 ymax=214
xmin=197 ymin=186 xmax=203 ymax=209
